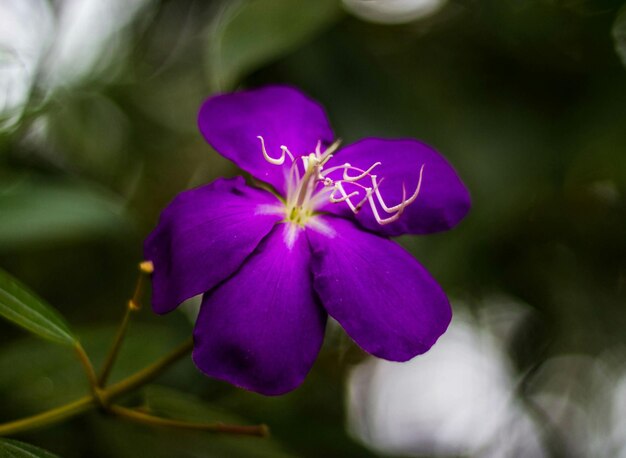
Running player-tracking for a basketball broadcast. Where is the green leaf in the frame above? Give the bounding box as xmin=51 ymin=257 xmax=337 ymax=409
xmin=613 ymin=4 xmax=626 ymax=69
xmin=207 ymin=0 xmax=341 ymax=90
xmin=0 ymin=176 xmax=129 ymax=250
xmin=0 ymin=438 xmax=61 ymax=458
xmin=0 ymin=268 xmax=76 ymax=346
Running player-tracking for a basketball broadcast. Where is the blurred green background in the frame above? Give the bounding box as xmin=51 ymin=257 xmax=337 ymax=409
xmin=1 ymin=0 xmax=625 ymax=456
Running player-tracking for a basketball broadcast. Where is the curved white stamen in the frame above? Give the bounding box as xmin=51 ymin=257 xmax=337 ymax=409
xmin=318 ymin=139 xmax=341 ymax=164
xmin=258 ymin=135 xmax=287 ymax=165
xmin=256 ymin=135 xmax=425 ymax=228
xmin=327 ymin=164 xmax=425 ymax=225
xmin=320 ymin=162 xmax=380 ymax=182
xmin=329 ymin=184 xmax=359 ymax=204
xmin=372 ymin=164 xmax=425 ymax=214
xmin=343 ymin=162 xmax=381 ymax=182
xmin=367 ymin=181 xmax=407 ymax=225
xmin=280 ymin=145 xmax=295 ymax=163
xmin=354 ymin=178 xmax=384 ymax=213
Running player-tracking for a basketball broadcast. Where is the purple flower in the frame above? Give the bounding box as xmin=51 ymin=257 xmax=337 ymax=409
xmin=144 ymin=85 xmax=470 ymax=395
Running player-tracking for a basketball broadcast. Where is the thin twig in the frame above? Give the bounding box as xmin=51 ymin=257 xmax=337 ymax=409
xmin=97 ymin=306 xmax=134 ymax=387
xmin=97 ymin=261 xmax=153 ymax=387
xmin=0 ymin=396 xmax=95 ymax=436
xmin=108 ymin=405 xmax=269 ymax=437
xmin=74 ymin=343 xmax=100 ymax=394
xmin=102 ymin=338 xmax=193 ymax=404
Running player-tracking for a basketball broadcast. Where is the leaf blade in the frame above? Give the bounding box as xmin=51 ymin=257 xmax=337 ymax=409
xmin=0 ymin=268 xmax=76 ymax=346
xmin=0 ymin=439 xmax=61 ymax=458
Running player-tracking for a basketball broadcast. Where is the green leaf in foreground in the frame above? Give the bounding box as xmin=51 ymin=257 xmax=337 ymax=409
xmin=613 ymin=4 xmax=626 ymax=69
xmin=207 ymin=0 xmax=341 ymax=90
xmin=0 ymin=438 xmax=60 ymax=458
xmin=0 ymin=268 xmax=76 ymax=346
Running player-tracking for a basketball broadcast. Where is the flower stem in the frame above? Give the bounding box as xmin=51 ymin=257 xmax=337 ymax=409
xmin=0 ymin=262 xmax=261 ymax=440
xmin=0 ymin=396 xmax=95 ymax=436
xmin=102 ymin=338 xmax=193 ymax=404
xmin=74 ymin=343 xmax=100 ymax=393
xmin=0 ymin=338 xmax=193 ymax=436
xmin=107 ymin=405 xmax=269 ymax=437
xmin=98 ymin=261 xmax=153 ymax=387
xmin=97 ymin=305 xmax=134 ymax=387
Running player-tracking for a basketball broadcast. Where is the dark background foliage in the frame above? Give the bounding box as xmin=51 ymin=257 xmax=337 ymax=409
xmin=1 ymin=0 xmax=625 ymax=456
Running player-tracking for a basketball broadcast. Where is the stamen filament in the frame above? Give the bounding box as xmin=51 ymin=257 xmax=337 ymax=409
xmin=257 ymin=136 xmax=425 ymax=228
xmin=257 ymin=136 xmax=289 ymax=165
xmin=280 ymin=145 xmax=295 ymax=163
xmin=342 ymin=162 xmax=381 ymax=182
xmin=372 ymin=164 xmax=425 ymax=214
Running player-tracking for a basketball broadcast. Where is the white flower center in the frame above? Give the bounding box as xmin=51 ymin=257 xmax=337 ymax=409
xmin=255 ymin=136 xmax=424 ymax=247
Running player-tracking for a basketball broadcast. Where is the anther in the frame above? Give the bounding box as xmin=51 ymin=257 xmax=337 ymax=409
xmin=280 ymin=145 xmax=295 ymax=163
xmin=139 ymin=260 xmax=154 ymax=274
xmin=128 ymin=299 xmax=141 ymax=311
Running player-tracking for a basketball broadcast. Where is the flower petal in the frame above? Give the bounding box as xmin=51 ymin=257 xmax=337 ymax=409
xmin=192 ymin=225 xmax=326 ymax=395
xmin=307 ymin=216 xmax=451 ymax=361
xmin=144 ymin=177 xmax=282 ymax=314
xmin=324 ymin=138 xmax=470 ymax=236
xmin=198 ymin=85 xmax=334 ymax=195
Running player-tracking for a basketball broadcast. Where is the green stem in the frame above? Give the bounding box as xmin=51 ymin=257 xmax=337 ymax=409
xmin=98 ymin=262 xmax=151 ymax=387
xmin=0 ymin=396 xmax=95 ymax=436
xmin=108 ymin=405 xmax=268 ymax=437
xmin=102 ymin=338 xmax=193 ymax=404
xmin=0 ymin=338 xmax=193 ymax=436
xmin=74 ymin=344 xmax=100 ymax=393
xmin=97 ymin=306 xmax=133 ymax=387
